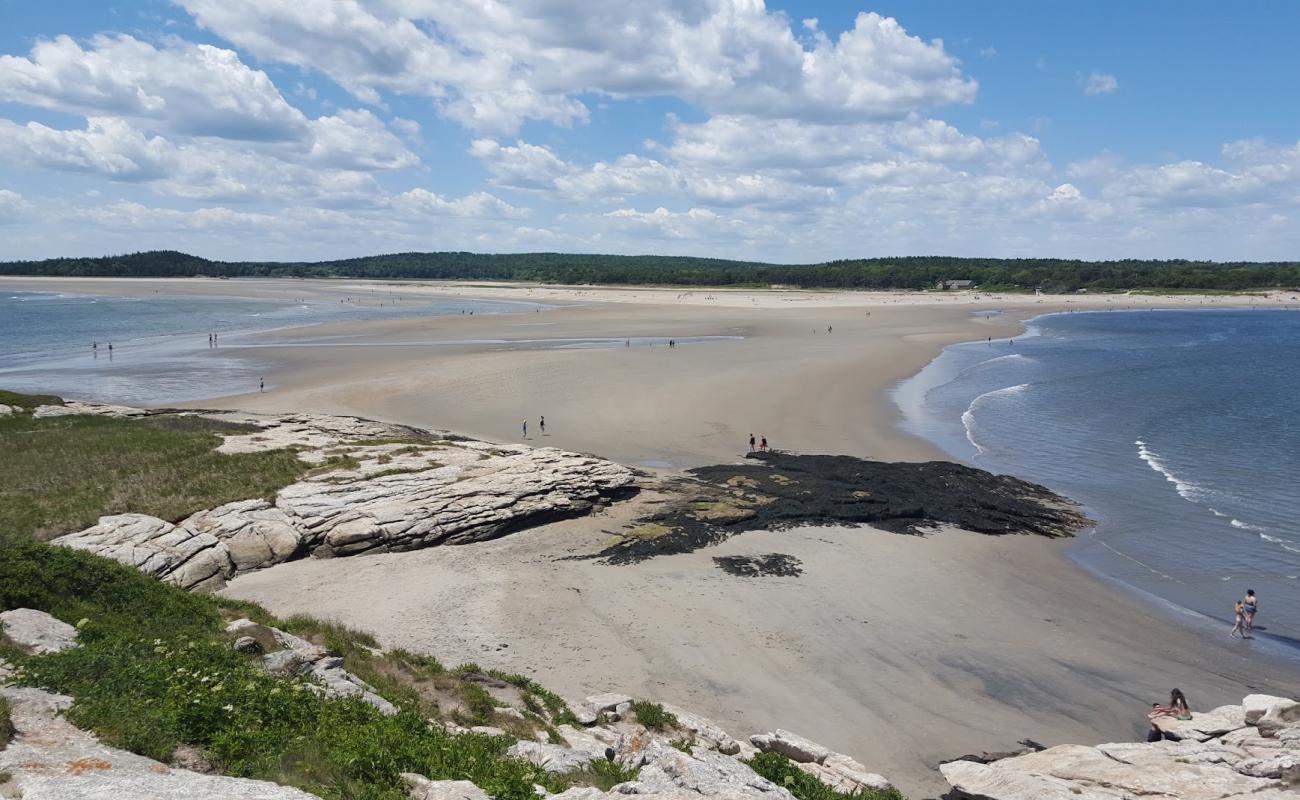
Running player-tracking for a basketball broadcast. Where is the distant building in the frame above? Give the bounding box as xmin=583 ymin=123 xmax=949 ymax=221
xmin=937 ymin=279 xmax=977 ymax=290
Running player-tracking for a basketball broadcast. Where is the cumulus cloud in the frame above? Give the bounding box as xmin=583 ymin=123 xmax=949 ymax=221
xmin=0 ymin=189 xmax=29 ymax=223
xmin=177 ymin=1 xmax=976 ymax=132
xmin=1083 ymin=72 xmax=1118 ymax=96
xmin=0 ymin=34 xmax=309 ymax=140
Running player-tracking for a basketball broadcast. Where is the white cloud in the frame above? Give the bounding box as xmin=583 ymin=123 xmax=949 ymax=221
xmin=392 ymin=189 xmax=528 ymax=219
xmin=1083 ymin=72 xmax=1118 ymax=96
xmin=0 ymin=117 xmax=386 ymax=204
xmin=0 ymin=189 xmax=29 ymax=223
xmin=177 ymin=2 xmax=976 ymax=133
xmin=0 ymin=34 xmax=309 ymax=140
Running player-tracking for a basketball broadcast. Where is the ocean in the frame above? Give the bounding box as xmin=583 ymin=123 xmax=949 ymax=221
xmin=0 ymin=288 xmax=540 ymax=406
xmin=897 ymin=309 xmax=1300 ymax=651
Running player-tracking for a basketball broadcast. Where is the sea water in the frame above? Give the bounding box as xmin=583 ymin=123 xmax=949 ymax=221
xmin=896 ymin=309 xmax=1300 ymax=649
xmin=0 ymin=289 xmax=540 ymax=406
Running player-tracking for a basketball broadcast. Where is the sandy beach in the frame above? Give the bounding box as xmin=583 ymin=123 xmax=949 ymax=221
xmin=7 ymin=275 xmax=1300 ymax=796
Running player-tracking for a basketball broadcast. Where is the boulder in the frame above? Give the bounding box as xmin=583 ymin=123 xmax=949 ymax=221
xmin=0 ymin=403 xmax=15 ymax=415
xmin=1153 ymin=704 xmax=1248 ymax=741
xmin=400 ymin=774 xmax=491 ymax=800
xmin=234 ymin=636 xmax=262 ymax=654
xmin=749 ymin=729 xmax=830 ymax=764
xmin=1246 ymin=695 xmax=1297 ymax=725
xmin=0 ymin=608 xmax=79 ymax=655
xmin=1258 ymin=701 xmax=1300 ymax=738
xmin=661 ymin=705 xmax=741 ymax=755
xmin=823 ymin=752 xmax=893 ymax=792
xmin=940 ymin=758 xmax=1118 ymax=800
xmin=507 ymin=741 xmax=595 ymax=774
xmin=619 ymin=744 xmax=794 ymax=798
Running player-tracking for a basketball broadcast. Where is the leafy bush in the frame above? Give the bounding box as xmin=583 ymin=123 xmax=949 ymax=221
xmin=746 ymin=752 xmax=905 ymax=800
xmin=630 ymin=700 xmax=677 ymax=731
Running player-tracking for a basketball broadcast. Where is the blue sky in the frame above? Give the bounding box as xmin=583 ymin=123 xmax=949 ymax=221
xmin=0 ymin=0 xmax=1297 ymax=262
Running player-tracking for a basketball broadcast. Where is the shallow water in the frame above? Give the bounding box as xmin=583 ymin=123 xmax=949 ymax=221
xmin=896 ymin=309 xmax=1300 ymax=650
xmin=0 ymin=290 xmax=540 ymax=406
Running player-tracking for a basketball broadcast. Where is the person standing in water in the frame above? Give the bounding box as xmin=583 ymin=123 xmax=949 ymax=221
xmin=539 ymin=416 xmax=546 ymax=435
xmin=259 ymin=377 xmax=265 ymax=393
xmin=1242 ymin=590 xmax=1259 ymax=638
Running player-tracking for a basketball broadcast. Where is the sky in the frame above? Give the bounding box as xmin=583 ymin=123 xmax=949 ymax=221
xmin=0 ymin=0 xmax=1297 ymax=263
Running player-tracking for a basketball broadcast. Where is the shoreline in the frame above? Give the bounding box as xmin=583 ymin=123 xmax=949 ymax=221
xmin=8 ymin=276 xmax=1300 ymax=796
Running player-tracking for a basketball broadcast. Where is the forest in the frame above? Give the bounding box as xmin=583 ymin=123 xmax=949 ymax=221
xmin=3 ymin=250 xmax=1298 ymax=292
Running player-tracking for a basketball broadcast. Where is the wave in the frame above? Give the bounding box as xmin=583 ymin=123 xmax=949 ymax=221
xmin=961 ymin=383 xmax=1030 ymax=456
xmin=1230 ymin=519 xmax=1265 ymax=532
xmin=1134 ymin=439 xmax=1213 ymax=503
xmin=1260 ymin=533 xmax=1300 ymax=555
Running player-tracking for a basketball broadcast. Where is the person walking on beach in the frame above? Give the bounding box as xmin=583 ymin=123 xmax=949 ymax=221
xmin=522 ymin=419 xmax=528 ymax=439
xmin=1242 ymin=590 xmax=1259 ymax=637
xmin=539 ymin=415 xmax=546 ymax=435
xmin=1230 ymin=600 xmax=1246 ymax=638
xmin=259 ymin=377 xmax=264 ymax=393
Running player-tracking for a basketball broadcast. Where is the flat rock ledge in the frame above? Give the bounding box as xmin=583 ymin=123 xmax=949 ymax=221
xmin=0 ymin=608 xmax=79 ymax=655
xmin=0 ymin=685 xmax=319 ymax=800
xmin=49 ymin=404 xmax=636 ymax=591
xmin=941 ymin=693 xmax=1300 ymax=800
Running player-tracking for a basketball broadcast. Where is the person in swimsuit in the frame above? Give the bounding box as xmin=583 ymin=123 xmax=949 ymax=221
xmin=522 ymin=419 xmax=528 ymax=439
xmin=1242 ymin=590 xmax=1258 ymax=638
xmin=1230 ymin=600 xmax=1245 ymax=638
xmin=1149 ymin=688 xmax=1193 ymax=721
xmin=539 ymin=415 xmax=546 ymax=435
xmin=748 ymin=433 xmax=755 ymax=452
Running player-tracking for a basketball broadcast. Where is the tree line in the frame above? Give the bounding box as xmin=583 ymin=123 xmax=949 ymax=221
xmin=3 ymin=250 xmax=1298 ymax=292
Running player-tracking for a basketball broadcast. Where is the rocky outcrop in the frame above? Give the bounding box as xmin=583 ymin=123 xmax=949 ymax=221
xmin=750 ymin=729 xmax=891 ymax=792
xmin=225 ymin=618 xmax=398 ymax=716
xmin=941 ymin=694 xmax=1300 ymax=799
xmin=52 ymin=408 xmax=635 ymax=591
xmin=595 ymin=451 xmax=1089 ymax=565
xmin=0 ymin=685 xmax=321 ymax=799
xmin=33 ymin=400 xmax=148 ymax=418
xmin=400 ymin=775 xmax=491 ymax=800
xmin=0 ymin=608 xmax=79 ymax=655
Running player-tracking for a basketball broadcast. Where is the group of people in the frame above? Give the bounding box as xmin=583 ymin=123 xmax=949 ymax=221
xmin=747 ymin=433 xmax=769 ymax=452
xmin=1230 ymin=589 xmax=1259 ymax=639
xmin=522 ymin=416 xmax=545 ymax=438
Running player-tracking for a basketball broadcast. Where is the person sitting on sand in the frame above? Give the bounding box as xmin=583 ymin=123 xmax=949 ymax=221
xmin=1230 ymin=600 xmax=1246 ymax=638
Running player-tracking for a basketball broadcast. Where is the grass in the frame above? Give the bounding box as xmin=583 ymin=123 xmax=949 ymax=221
xmin=0 ymin=534 xmax=563 ymax=800
xmin=0 ymin=390 xmax=63 ymax=410
xmin=630 ymin=700 xmax=677 ymax=731
xmin=0 ymin=392 xmax=311 ymax=540
xmin=746 ymin=753 xmax=905 ymax=800
xmin=568 ymin=759 xmax=640 ymax=791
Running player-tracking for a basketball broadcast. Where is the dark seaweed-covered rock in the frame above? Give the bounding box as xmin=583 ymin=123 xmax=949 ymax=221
xmin=597 ymin=452 xmax=1088 ymax=565
xmin=713 ymin=553 xmax=803 ymax=577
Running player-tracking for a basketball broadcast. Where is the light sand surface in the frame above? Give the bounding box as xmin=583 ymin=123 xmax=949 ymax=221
xmin=11 ymin=276 xmax=1300 ymax=795
xmin=221 ymin=505 xmax=1300 ymax=798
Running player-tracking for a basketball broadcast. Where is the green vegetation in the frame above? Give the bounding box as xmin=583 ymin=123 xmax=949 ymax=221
xmin=0 ymin=696 xmax=12 ymax=749
xmin=0 ymin=535 xmax=567 ymax=800
xmin=571 ymin=759 xmax=641 ymax=791
xmin=0 ymin=396 xmax=309 ymax=540
xmin=3 ymin=249 xmax=1299 ymax=292
xmin=630 ymin=700 xmax=677 ymax=732
xmin=746 ymin=752 xmax=906 ymax=800
xmin=0 ymin=389 xmax=63 ymax=410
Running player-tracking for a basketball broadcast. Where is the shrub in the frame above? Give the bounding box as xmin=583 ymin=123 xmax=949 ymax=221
xmin=746 ymin=752 xmax=906 ymax=800
xmin=629 ymin=700 xmax=677 ymax=731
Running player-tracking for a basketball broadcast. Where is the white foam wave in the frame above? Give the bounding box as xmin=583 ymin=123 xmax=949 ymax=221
xmin=1135 ymin=439 xmax=1210 ymax=503
xmin=962 ymin=383 xmax=1030 ymax=456
xmin=1230 ymin=519 xmax=1265 ymax=532
xmin=1260 ymin=533 xmax=1300 ymax=554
